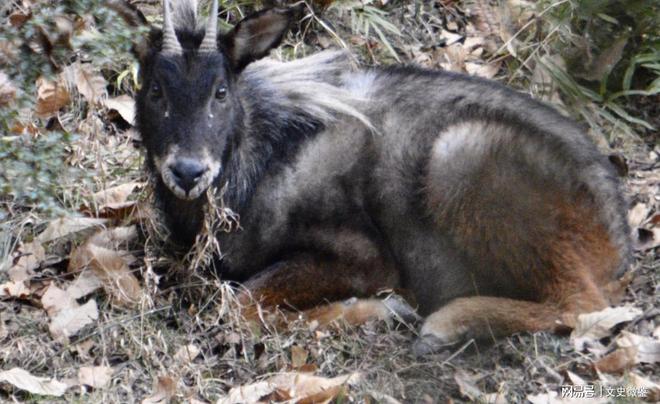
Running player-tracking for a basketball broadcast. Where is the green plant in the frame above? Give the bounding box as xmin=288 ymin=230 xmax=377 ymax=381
xmin=0 ymin=0 xmax=143 ymax=214
xmin=534 ymin=0 xmax=659 ymax=139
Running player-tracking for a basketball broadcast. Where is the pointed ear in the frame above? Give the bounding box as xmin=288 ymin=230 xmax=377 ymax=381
xmin=224 ymin=8 xmax=295 ymax=72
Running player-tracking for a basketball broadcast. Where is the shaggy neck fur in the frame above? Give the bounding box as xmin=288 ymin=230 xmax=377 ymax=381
xmin=224 ymin=51 xmax=370 ymax=212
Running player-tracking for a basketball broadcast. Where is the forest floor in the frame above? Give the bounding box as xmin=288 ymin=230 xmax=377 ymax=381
xmin=0 ymin=0 xmax=658 ymax=402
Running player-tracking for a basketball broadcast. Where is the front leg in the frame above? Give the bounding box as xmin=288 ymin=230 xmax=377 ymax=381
xmin=238 ymin=252 xmax=412 ymax=328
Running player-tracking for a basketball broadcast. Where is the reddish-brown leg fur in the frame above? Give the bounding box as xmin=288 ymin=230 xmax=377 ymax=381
xmin=415 ymin=193 xmax=627 ymax=355
xmin=237 ymin=250 xmax=405 ymax=328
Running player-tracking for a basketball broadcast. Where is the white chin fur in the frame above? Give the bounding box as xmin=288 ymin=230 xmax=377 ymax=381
xmin=155 ymin=146 xmax=221 ymax=201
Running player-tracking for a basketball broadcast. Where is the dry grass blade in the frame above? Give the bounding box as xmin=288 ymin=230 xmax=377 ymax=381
xmin=185 ymin=186 xmax=239 ymax=272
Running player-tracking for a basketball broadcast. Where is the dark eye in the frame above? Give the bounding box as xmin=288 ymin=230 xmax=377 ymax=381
xmin=151 ymin=82 xmax=162 ymax=99
xmin=215 ymin=85 xmax=227 ymax=100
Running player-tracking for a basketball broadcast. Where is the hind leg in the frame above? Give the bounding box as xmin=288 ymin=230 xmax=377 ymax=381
xmin=412 ymin=296 xmax=561 ymax=355
xmin=412 ymin=269 xmax=616 ymax=355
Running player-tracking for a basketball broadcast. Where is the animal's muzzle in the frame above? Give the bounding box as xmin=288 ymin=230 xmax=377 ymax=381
xmin=169 ymin=158 xmax=209 ymax=194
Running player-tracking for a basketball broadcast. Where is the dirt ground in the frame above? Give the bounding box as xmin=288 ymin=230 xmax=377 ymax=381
xmin=1 ymin=0 xmax=658 ymax=402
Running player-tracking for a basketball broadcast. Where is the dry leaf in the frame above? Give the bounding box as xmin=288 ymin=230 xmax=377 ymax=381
xmin=68 ymin=231 xmax=142 ymax=305
xmin=174 ymin=344 xmax=201 ymax=363
xmin=527 ymin=391 xmax=607 ymax=404
xmin=440 ymin=43 xmax=467 ymax=72
xmin=86 ymin=226 xmax=138 ymax=250
xmin=0 ymin=71 xmax=17 ymax=106
xmin=37 ymin=217 xmax=107 ymax=243
xmin=629 ymin=373 xmax=660 ymax=402
xmin=454 ymin=370 xmax=483 ymax=401
xmin=615 ymin=331 xmax=660 ymax=364
xmin=216 ymin=372 xmax=361 ymax=404
xmin=35 ymin=76 xmax=71 ymax=117
xmin=628 ymin=202 xmax=651 ymax=228
xmin=74 ymin=63 xmax=107 ymax=104
xmin=67 ymin=270 xmax=103 ymax=299
xmin=291 ymin=345 xmax=309 ymax=369
xmin=8 ymin=241 xmax=45 ymax=282
xmin=78 ymin=366 xmax=113 ymax=389
xmin=594 ymin=347 xmax=637 ymax=374
xmin=84 ymin=183 xmax=142 ymax=219
xmin=41 ymin=283 xmax=77 ymax=315
xmin=91 ymin=182 xmax=141 ymax=207
xmin=48 ymin=300 xmax=98 ymax=341
xmin=9 ymin=11 xmax=32 ymax=27
xmin=565 ymin=370 xmax=587 ymax=386
xmin=104 ymin=95 xmax=136 ymax=125
xmin=0 ymin=281 xmax=30 ymax=298
xmin=75 ymin=339 xmax=96 ymax=360
xmin=582 ymin=36 xmax=628 ymax=82
xmin=41 ymin=283 xmax=99 ymax=341
xmin=440 ymin=29 xmax=463 ymax=46
xmin=0 ymin=367 xmax=68 ymax=397
xmin=570 ymin=306 xmax=642 ymax=351
xmin=142 ymin=376 xmax=176 ymax=404
xmin=465 ymin=62 xmax=500 ymax=79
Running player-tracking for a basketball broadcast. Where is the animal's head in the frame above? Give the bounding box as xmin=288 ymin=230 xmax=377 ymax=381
xmin=135 ymin=0 xmax=295 ymax=200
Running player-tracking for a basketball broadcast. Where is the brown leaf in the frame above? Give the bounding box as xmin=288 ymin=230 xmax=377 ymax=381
xmin=142 ymin=376 xmax=176 ymax=404
xmin=615 ymin=331 xmax=660 ymax=364
xmin=86 ymin=182 xmax=141 ymax=212
xmin=465 ymin=62 xmax=500 ymax=79
xmin=174 ymin=344 xmax=201 ymax=363
xmin=0 ymin=281 xmax=31 ymax=298
xmin=37 ymin=217 xmax=107 ymax=243
xmin=583 ymin=36 xmax=628 ymax=81
xmin=9 ymin=11 xmax=32 ymax=28
xmin=628 ymin=202 xmax=651 ymax=229
xmin=53 ymin=15 xmax=74 ymax=46
xmin=9 ymin=241 xmax=45 ymax=282
xmin=0 ymin=367 xmax=68 ymax=397
xmin=35 ymin=76 xmax=71 ymax=117
xmin=594 ymin=347 xmax=637 ymax=374
xmin=78 ymin=366 xmax=113 ymax=389
xmin=68 ymin=227 xmax=142 ymax=305
xmin=41 ymin=283 xmax=99 ymax=341
xmin=216 ymin=372 xmax=361 ymax=404
xmin=104 ymin=95 xmax=136 ymax=125
xmin=454 ymin=370 xmax=483 ymax=401
xmin=629 ymin=373 xmax=660 ymax=402
xmin=570 ymin=306 xmax=643 ymax=351
xmin=290 ymin=345 xmax=309 ymax=369
xmin=527 ymin=391 xmax=608 ymax=404
xmin=71 ymin=63 xmax=107 ymax=105
xmin=78 ymin=366 xmax=114 ymax=389
xmin=66 ymin=270 xmax=103 ymax=299
xmin=0 ymin=71 xmax=17 ymax=106
xmin=41 ymin=283 xmax=77 ymax=315
xmin=49 ymin=299 xmax=99 ymax=341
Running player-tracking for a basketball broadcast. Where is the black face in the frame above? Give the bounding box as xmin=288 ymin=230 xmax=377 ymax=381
xmin=137 ymin=51 xmax=242 ymax=200
xmin=134 ymin=6 xmax=294 ymax=201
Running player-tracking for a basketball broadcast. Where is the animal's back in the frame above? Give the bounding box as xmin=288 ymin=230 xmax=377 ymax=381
xmin=329 ymin=66 xmax=631 ymax=350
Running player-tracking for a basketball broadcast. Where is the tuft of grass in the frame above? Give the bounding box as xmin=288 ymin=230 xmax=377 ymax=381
xmin=506 ymin=0 xmax=659 ymax=141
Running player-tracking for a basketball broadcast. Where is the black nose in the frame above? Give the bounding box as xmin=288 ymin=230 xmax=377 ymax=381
xmin=170 ymin=159 xmax=207 ymax=193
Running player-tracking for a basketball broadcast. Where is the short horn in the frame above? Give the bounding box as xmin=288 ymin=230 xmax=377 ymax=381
xmin=199 ymin=0 xmax=218 ymax=53
xmin=162 ymin=0 xmax=183 ymax=55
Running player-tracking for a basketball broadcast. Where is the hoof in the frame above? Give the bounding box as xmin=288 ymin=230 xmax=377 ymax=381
xmin=383 ymin=294 xmax=421 ymax=324
xmin=412 ymin=334 xmax=448 ymax=357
